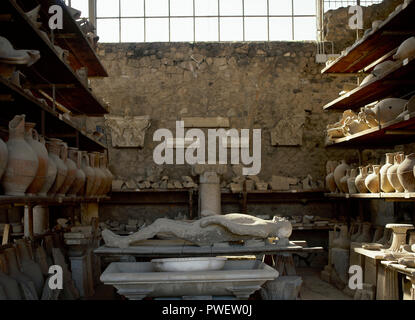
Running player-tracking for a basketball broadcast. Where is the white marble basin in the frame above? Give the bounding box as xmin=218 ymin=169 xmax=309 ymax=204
xmin=100 ymin=260 xmax=278 ymax=300
xmin=151 ymin=257 xmax=227 ymax=272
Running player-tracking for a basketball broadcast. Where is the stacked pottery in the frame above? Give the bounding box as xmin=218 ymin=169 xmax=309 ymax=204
xmin=1 ymin=115 xmax=38 ymax=196
xmin=387 ymin=153 xmax=405 ymax=192
xmin=89 ymin=152 xmax=104 ymax=196
xmin=0 ymin=138 xmax=7 ymax=180
xmin=380 ymin=153 xmax=395 ymax=193
xmin=339 ymin=169 xmax=350 ymax=193
xmin=38 ymin=135 xmax=57 ymax=196
xmin=46 ymin=139 xmax=67 ymax=196
xmin=81 ymin=151 xmax=95 ymax=196
xmin=56 ymin=142 xmax=76 ymax=196
xmin=67 ymin=148 xmax=85 ymax=196
xmin=347 ymin=168 xmax=358 ymax=194
xmin=24 ymin=124 xmax=48 ymax=195
xmin=365 ymin=165 xmax=380 ymax=193
xmin=397 ymin=153 xmax=415 ymax=192
xmin=355 ymin=166 xmax=369 ymax=193
xmin=333 ymin=160 xmax=350 ymax=191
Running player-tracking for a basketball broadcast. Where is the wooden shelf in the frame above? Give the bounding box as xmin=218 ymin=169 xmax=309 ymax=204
xmin=325 ymin=111 xmax=415 ymax=147
xmin=325 ymin=192 xmax=415 ymax=200
xmin=0 ymin=0 xmax=108 ymax=115
xmin=323 ymin=54 xmax=415 ymax=111
xmin=321 ymin=0 xmax=415 ymax=74
xmin=0 ymin=195 xmax=109 ymax=206
xmin=0 ymin=77 xmax=106 ymax=151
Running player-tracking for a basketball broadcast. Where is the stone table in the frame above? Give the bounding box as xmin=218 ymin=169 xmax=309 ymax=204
xmin=381 ymin=261 xmax=415 ymax=300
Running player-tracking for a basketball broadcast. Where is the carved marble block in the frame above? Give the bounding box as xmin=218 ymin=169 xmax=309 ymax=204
xmin=104 ymin=115 xmax=151 ymax=148
xmin=271 ymin=115 xmax=305 ymax=146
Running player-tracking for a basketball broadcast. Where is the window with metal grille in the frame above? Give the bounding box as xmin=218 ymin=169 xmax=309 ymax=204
xmin=323 ymin=0 xmax=383 ymax=11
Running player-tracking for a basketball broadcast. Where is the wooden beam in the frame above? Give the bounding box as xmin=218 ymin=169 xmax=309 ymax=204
xmin=24 ymin=84 xmax=77 ymax=89
xmin=385 ymin=129 xmax=415 ymax=135
xmin=54 ymin=33 xmax=77 ymax=39
xmin=2 ymin=224 xmax=10 ymax=245
xmin=0 ymin=94 xmax=14 ymax=102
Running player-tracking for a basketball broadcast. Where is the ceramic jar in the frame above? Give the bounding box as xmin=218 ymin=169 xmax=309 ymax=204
xmin=46 ymin=139 xmax=67 ymax=196
xmin=15 ymin=239 xmax=44 ymax=296
xmin=1 ymin=115 xmax=38 ymax=196
xmin=89 ymin=152 xmax=104 ymax=196
xmin=0 ymin=138 xmax=7 ymax=180
xmin=332 ymin=225 xmax=350 ymax=249
xmin=387 ymin=153 xmax=405 ymax=192
xmin=355 ymin=166 xmax=369 ymax=193
xmin=397 ymin=153 xmax=415 ymax=192
xmin=355 ymin=223 xmax=372 ymax=243
xmin=37 ymin=135 xmax=57 ymax=196
xmin=393 ymin=37 xmax=415 ymax=61
xmin=380 ymin=153 xmax=395 ymax=193
xmin=351 ymin=223 xmax=362 ymax=242
xmin=67 ymin=148 xmax=86 ymax=196
xmin=57 ymin=142 xmax=76 ymax=196
xmin=339 ymin=169 xmax=350 ymax=193
xmin=347 ymin=168 xmax=358 ymax=194
xmin=0 ymin=253 xmax=21 ymax=300
xmin=333 ymin=160 xmax=350 ymax=192
xmin=365 ymin=165 xmax=380 ymax=193
xmin=365 ymin=99 xmax=407 ymax=126
xmin=81 ymin=151 xmax=95 ymax=196
xmin=24 ymin=125 xmax=48 ymax=195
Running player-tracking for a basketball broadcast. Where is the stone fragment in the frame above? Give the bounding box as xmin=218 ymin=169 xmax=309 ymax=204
xmin=255 ymin=181 xmax=268 ymax=191
xmin=182 ymin=117 xmax=230 ymax=128
xmin=271 ymin=176 xmax=298 ymax=191
xmin=260 ymin=276 xmax=302 ymax=300
xmin=112 ymin=180 xmax=124 ymax=191
xmin=125 ymin=179 xmax=137 ymax=189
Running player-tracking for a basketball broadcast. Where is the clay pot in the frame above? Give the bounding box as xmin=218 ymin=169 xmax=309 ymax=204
xmin=372 ymin=61 xmax=396 ymax=77
xmin=0 ymin=253 xmax=22 ymax=300
xmin=351 ymin=223 xmax=362 ymax=242
xmin=325 ymin=165 xmax=337 ymax=193
xmin=397 ymin=153 xmax=415 ymax=192
xmin=355 ymin=166 xmax=369 ymax=193
xmin=46 ymin=139 xmax=67 ymax=196
xmin=387 ymin=153 xmax=405 ymax=192
xmin=332 ymin=225 xmax=350 ymax=249
xmin=365 ymin=98 xmax=407 ymax=126
xmin=380 ymin=153 xmax=395 ymax=193
xmin=37 ymin=136 xmax=57 ymax=196
xmin=56 ymin=142 xmax=76 ymax=196
xmin=347 ymin=168 xmax=358 ymax=194
xmin=365 ymin=165 xmax=380 ymax=193
xmin=393 ymin=37 xmax=415 ymax=61
xmin=81 ymin=151 xmax=95 ymax=196
xmin=24 ymin=125 xmax=48 ymax=195
xmin=99 ymin=153 xmax=111 ymax=195
xmin=4 ymin=247 xmax=38 ymax=299
xmin=15 ymin=239 xmax=44 ymax=296
xmin=326 ymin=160 xmax=338 ymax=175
xmin=67 ymin=148 xmax=86 ymax=196
xmin=333 ymin=160 xmax=349 ymax=191
xmin=89 ymin=152 xmax=104 ymax=196
xmin=339 ymin=169 xmax=350 ymax=193
xmin=1 ymin=115 xmax=38 ymax=196
xmin=355 ymin=223 xmax=372 ymax=243
xmin=0 ymin=138 xmax=7 ymax=180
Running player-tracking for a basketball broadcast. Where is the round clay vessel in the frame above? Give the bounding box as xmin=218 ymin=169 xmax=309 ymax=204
xmin=380 ymin=153 xmax=395 ymax=193
xmin=81 ymin=151 xmax=95 ymax=196
xmin=46 ymin=139 xmax=67 ymax=196
xmin=398 ymin=153 xmax=415 ymax=192
xmin=67 ymin=148 xmax=85 ymax=196
xmin=387 ymin=153 xmax=405 ymax=192
xmin=365 ymin=165 xmax=380 ymax=193
xmin=0 ymin=138 xmax=7 ymax=180
xmin=347 ymin=168 xmax=358 ymax=194
xmin=56 ymin=142 xmax=76 ymax=196
xmin=1 ymin=115 xmax=38 ymax=196
xmin=370 ymin=98 xmax=407 ymax=125
xmin=355 ymin=166 xmax=369 ymax=193
xmin=325 ymin=165 xmax=337 ymax=193
xmin=339 ymin=169 xmax=350 ymax=193
xmin=89 ymin=152 xmax=104 ymax=196
xmin=333 ymin=160 xmax=350 ymax=191
xmin=393 ymin=37 xmax=415 ymax=61
xmin=37 ymin=135 xmax=57 ymax=196
xmin=24 ymin=125 xmax=48 ymax=195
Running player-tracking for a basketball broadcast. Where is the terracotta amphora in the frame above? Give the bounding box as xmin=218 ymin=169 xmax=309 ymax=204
xmin=57 ymin=142 xmax=76 ymax=196
xmin=339 ymin=169 xmax=350 ymax=193
xmin=67 ymin=148 xmax=86 ymax=196
xmin=334 ymin=160 xmax=350 ymax=191
xmin=0 ymin=253 xmax=21 ymax=299
xmin=325 ymin=165 xmax=337 ymax=193
xmin=15 ymin=239 xmax=44 ymax=297
xmin=89 ymin=152 xmax=104 ymax=196
xmin=0 ymin=138 xmax=7 ymax=180
xmin=380 ymin=153 xmax=395 ymax=193
xmin=347 ymin=168 xmax=358 ymax=194
xmin=393 ymin=37 xmax=415 ymax=61
xmin=46 ymin=139 xmax=67 ymax=196
xmin=398 ymin=153 xmax=415 ymax=192
xmin=81 ymin=151 xmax=95 ymax=196
xmin=355 ymin=223 xmax=372 ymax=243
xmin=365 ymin=165 xmax=380 ymax=193
xmin=25 ymin=125 xmax=48 ymax=195
xmin=38 ymin=135 xmax=57 ymax=196
xmin=355 ymin=166 xmax=369 ymax=193
xmin=1 ymin=115 xmax=38 ymax=196
xmin=387 ymin=153 xmax=405 ymax=192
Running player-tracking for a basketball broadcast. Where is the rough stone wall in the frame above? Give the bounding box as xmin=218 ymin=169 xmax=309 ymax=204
xmin=324 ymin=0 xmax=402 ymax=52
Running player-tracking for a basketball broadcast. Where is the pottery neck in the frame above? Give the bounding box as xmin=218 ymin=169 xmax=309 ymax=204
xmin=81 ymin=151 xmax=90 ymax=168
xmin=46 ymin=139 xmax=62 ymax=156
xmin=404 ymin=153 xmax=415 ymax=161
xmin=385 ymin=153 xmax=394 ymax=165
xmin=24 ymin=122 xmax=36 ymax=143
xmin=372 ymin=165 xmax=381 ymax=175
xmin=395 ymin=153 xmax=404 ymax=165
xmin=68 ymin=148 xmax=81 ymax=169
xmin=350 ymin=168 xmax=357 ymax=178
xmin=361 ymin=166 xmax=368 ymax=176
xmin=60 ymin=142 xmax=68 ymax=162
xmin=8 ymin=114 xmax=25 ymax=140
xmin=99 ymin=154 xmax=106 ymax=169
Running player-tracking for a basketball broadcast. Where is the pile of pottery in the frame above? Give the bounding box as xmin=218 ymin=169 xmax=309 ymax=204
xmin=0 ymin=114 xmax=113 ymax=197
xmin=326 ymin=152 xmax=415 ymax=194
xmin=326 ymin=98 xmax=411 ymax=141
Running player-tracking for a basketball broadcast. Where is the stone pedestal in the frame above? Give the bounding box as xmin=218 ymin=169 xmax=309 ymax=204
xmin=69 ymin=254 xmax=94 ymax=297
xmin=376 ymin=264 xmax=399 ymax=300
xmin=260 ymin=276 xmax=302 ymax=300
xmin=331 ymin=248 xmax=349 ymax=287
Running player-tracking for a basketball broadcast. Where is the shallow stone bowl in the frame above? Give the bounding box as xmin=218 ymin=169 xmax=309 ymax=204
xmin=151 ymin=257 xmax=227 ymax=272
